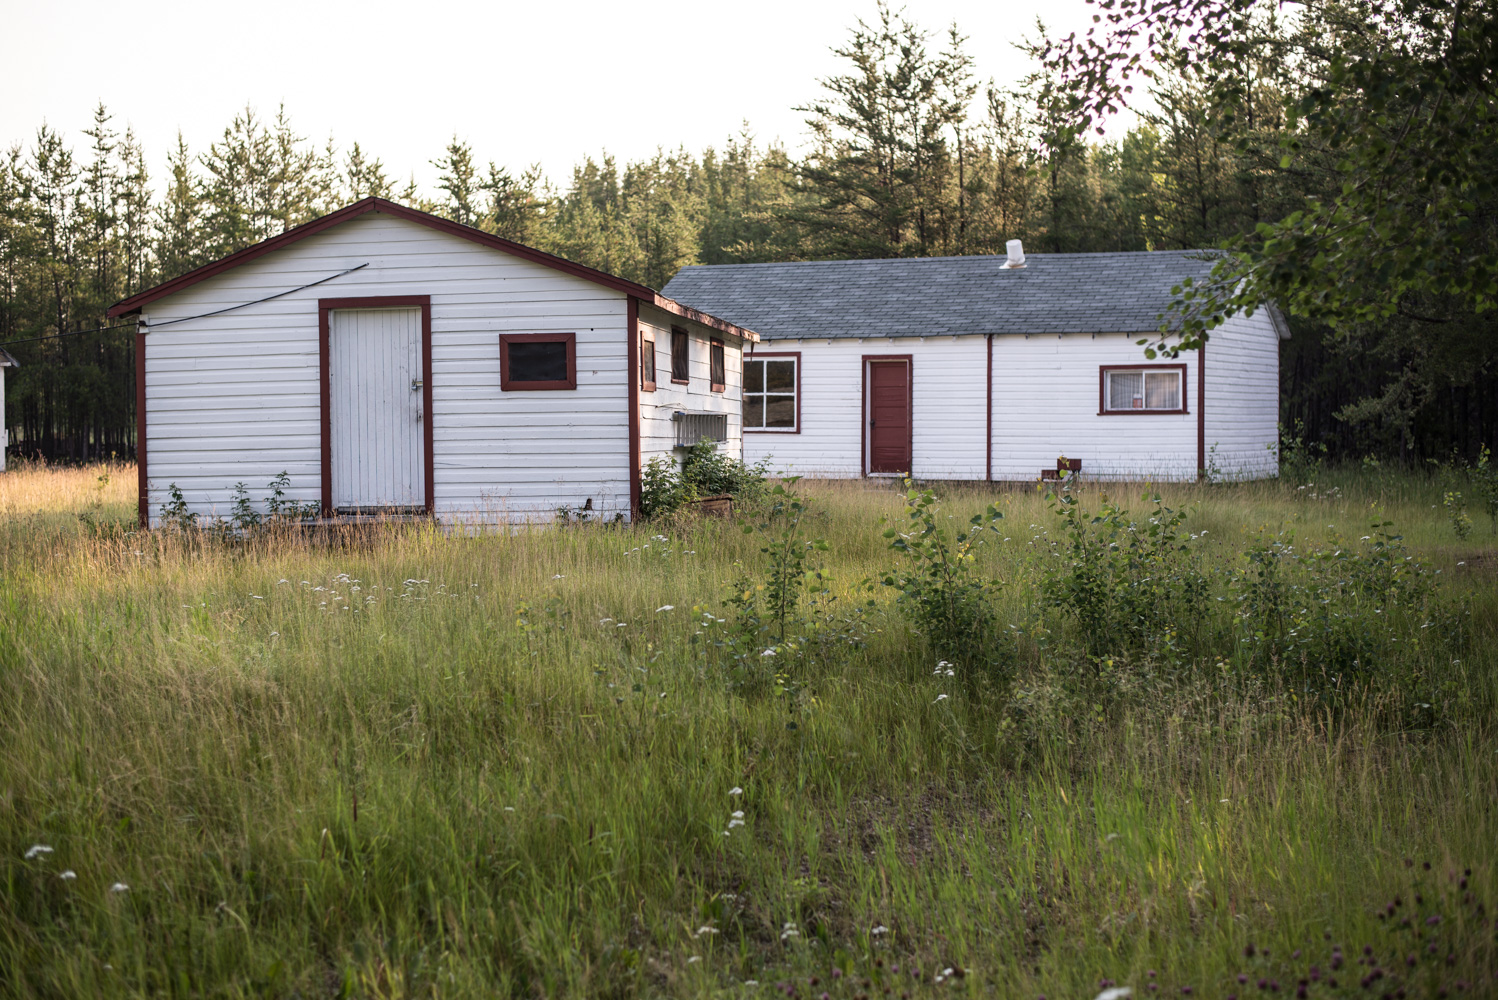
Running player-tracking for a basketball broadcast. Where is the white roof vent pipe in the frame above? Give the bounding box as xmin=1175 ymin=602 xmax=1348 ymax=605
xmin=1005 ymin=239 xmax=1026 ymax=269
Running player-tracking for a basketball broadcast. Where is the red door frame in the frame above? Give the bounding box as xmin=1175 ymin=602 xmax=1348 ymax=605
xmin=861 ymin=354 xmax=913 ymax=477
xmin=318 ymin=295 xmax=435 ymax=516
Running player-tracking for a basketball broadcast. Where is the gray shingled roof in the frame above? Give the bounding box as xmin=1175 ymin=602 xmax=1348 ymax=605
xmin=661 ymin=250 xmax=1223 ymax=340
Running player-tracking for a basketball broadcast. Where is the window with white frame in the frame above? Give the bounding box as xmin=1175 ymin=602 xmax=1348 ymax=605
xmin=744 ymin=355 xmax=798 ymax=431
xmin=1101 ymin=365 xmax=1186 ymax=413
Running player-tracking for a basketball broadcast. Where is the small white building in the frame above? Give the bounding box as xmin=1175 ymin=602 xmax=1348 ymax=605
xmin=663 ymin=248 xmax=1288 ymax=482
xmin=109 ymin=198 xmax=757 ymax=527
xmin=0 ymin=347 xmax=16 ymax=472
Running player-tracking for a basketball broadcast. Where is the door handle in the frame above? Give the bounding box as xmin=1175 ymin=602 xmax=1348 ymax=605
xmin=411 ymin=379 xmax=423 ymax=391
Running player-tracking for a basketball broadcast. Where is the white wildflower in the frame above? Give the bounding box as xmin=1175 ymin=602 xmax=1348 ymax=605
xmin=59 ymin=870 xmax=76 ymax=880
xmin=780 ymin=922 xmax=799 ymax=941
xmin=731 ymin=810 xmax=744 ymax=819
xmin=1105 ymin=832 xmax=1120 ymax=841
xmin=687 ymin=955 xmax=702 ymax=963
xmin=553 ymin=574 xmax=565 ymax=580
xmin=657 ymin=605 xmax=674 ymax=612
xmin=617 ymin=622 xmax=628 ymax=627
xmin=761 ymin=648 xmax=776 ymax=657
xmin=933 ymin=693 xmax=949 ymax=703
xmin=251 ymin=595 xmax=264 ymax=600
xmin=728 ymin=787 xmax=743 ymax=796
xmin=870 ymin=924 xmax=889 ymax=936
xmin=1220 ymin=798 xmax=1230 ymax=803
xmin=24 ymin=844 xmax=53 ymax=860
xmin=727 ymin=818 xmax=744 ymax=829
xmin=277 ymin=579 xmax=289 ymax=585
xmin=1095 ymin=989 xmax=1133 ymax=1000
xmin=694 ymin=925 xmax=719 ymax=937
xmin=110 ymin=882 xmax=129 ymax=893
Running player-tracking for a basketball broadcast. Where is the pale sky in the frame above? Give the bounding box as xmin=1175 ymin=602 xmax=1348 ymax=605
xmin=3 ymin=0 xmax=1111 ymax=194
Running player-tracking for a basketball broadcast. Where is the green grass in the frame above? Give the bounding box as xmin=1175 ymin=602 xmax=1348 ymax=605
xmin=1 ymin=464 xmax=1494 ymax=998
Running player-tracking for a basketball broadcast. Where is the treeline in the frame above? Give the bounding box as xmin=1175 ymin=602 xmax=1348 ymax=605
xmin=2 ymin=2 xmax=1493 ymax=463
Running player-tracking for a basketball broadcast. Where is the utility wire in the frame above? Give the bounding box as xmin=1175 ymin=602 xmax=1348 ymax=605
xmin=143 ymin=262 xmax=370 ymax=329
xmin=0 ymin=262 xmax=371 ymax=350
xmin=0 ymin=323 xmax=138 ymax=350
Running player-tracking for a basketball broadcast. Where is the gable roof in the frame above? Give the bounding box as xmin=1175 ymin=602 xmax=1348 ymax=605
xmin=662 ymin=250 xmax=1228 ymax=340
xmin=108 ymin=197 xmax=757 ymax=341
xmin=0 ymin=347 xmax=17 ymax=367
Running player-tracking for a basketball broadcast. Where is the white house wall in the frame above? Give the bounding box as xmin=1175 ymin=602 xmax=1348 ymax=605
xmin=743 ymin=338 xmax=988 ymax=479
xmin=990 ymin=333 xmax=1198 ymax=481
xmin=744 ymin=330 xmax=1277 ymax=483
xmin=636 ymin=303 xmax=743 ymax=468
xmin=1202 ymin=310 xmax=1281 ymax=480
xmin=140 ymin=212 xmax=631 ymax=524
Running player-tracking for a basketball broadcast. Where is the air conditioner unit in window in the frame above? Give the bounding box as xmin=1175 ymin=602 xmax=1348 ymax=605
xmin=673 ymin=410 xmax=728 ymax=448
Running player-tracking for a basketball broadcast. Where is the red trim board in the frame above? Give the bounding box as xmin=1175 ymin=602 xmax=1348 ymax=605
xmin=499 ymin=332 xmax=577 ymax=391
xmin=136 ymin=330 xmax=148 ymax=527
xmin=627 ymin=297 xmax=642 ymax=519
xmin=1097 ymin=363 xmax=1190 ymax=416
xmin=861 ymin=354 xmax=913 ymax=477
xmin=108 ymin=198 xmax=758 ymax=342
xmin=318 ymin=295 xmax=434 ymax=516
xmin=743 ymin=350 xmax=802 ymax=434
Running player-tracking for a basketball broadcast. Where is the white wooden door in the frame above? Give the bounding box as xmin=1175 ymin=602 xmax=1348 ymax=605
xmin=329 ymin=308 xmax=424 ymax=511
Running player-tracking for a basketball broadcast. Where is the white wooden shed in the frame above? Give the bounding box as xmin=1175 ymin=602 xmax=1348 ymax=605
xmin=109 ymin=198 xmax=757 ymax=527
xmin=663 ymin=249 xmax=1288 ymax=483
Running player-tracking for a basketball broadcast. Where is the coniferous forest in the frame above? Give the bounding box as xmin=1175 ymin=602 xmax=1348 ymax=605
xmin=2 ymin=0 xmax=1494 ymax=465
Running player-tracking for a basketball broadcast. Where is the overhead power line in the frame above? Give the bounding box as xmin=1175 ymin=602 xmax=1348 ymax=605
xmin=0 ymin=323 xmax=138 ymax=350
xmin=141 ymin=262 xmax=370 ymax=329
xmin=0 ymin=262 xmax=371 ymax=351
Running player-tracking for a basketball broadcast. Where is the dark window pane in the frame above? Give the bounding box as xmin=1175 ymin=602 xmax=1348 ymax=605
xmin=509 ymin=341 xmax=568 ymax=382
xmin=672 ymin=329 xmax=689 ymax=381
xmin=745 ymin=359 xmax=764 ymax=393
xmin=766 ymin=360 xmax=796 ymax=392
xmin=710 ymin=341 xmax=725 ymax=386
xmin=745 ymin=396 xmax=765 ymax=428
xmin=765 ymin=395 xmax=796 ymax=428
xmin=641 ymin=337 xmax=655 ymax=383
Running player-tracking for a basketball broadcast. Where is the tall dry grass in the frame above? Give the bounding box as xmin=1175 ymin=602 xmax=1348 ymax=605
xmin=0 ymin=463 xmax=1493 ymax=998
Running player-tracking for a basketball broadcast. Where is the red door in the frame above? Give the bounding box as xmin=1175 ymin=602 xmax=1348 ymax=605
xmin=867 ymin=359 xmax=911 ymax=474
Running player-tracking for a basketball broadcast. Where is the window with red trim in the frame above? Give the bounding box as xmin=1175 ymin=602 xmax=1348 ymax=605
xmin=640 ymin=331 xmax=656 ymax=391
xmin=500 ymin=333 xmax=576 ymax=390
xmin=710 ymin=338 xmax=726 ymax=392
xmin=671 ymin=327 xmax=689 ymax=383
xmin=1099 ymin=365 xmax=1186 ymax=414
xmin=744 ymin=356 xmax=798 ymax=431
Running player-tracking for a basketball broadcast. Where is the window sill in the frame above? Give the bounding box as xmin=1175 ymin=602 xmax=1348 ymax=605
xmin=1098 ymin=408 xmax=1189 ymax=416
xmin=641 ymin=380 xmax=656 ymax=393
xmin=710 ymin=382 xmax=726 ymax=393
xmin=745 ymin=427 xmax=800 ymax=434
xmin=671 ymin=378 xmax=690 ymax=386
xmin=503 ymin=380 xmax=577 ymax=391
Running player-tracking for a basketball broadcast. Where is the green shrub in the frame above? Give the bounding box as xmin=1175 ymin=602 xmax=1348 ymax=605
xmin=638 ymin=440 xmax=768 ymax=520
xmin=1041 ymin=489 xmax=1208 ymax=664
xmin=882 ymin=483 xmax=1008 ymax=681
xmin=1231 ymin=521 xmax=1435 ymax=688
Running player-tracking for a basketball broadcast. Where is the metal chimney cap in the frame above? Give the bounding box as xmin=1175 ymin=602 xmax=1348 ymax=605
xmin=1005 ymin=239 xmax=1026 ymax=269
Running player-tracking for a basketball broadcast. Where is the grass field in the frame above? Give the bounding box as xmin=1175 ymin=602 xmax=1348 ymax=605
xmin=1 ymin=462 xmax=1494 ymax=999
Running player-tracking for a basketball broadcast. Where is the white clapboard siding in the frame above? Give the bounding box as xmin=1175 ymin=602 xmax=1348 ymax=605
xmin=743 ymin=338 xmax=988 ymax=479
xmin=636 ymin=303 xmax=743 ymax=468
xmin=329 ymin=308 xmax=424 ymax=509
xmin=141 ymin=212 xmax=632 ymax=523
xmin=989 ymin=333 xmax=1198 ymax=481
xmin=1202 ymin=311 xmax=1281 ymax=480
xmin=742 ymin=331 xmax=1272 ymax=483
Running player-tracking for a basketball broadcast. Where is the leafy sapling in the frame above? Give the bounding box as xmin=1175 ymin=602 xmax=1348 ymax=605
xmin=882 ymin=484 xmax=1008 ymax=683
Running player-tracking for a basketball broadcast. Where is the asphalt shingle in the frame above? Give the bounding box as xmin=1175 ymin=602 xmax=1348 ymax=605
xmin=662 ymin=251 xmax=1223 ymax=340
